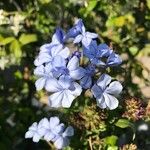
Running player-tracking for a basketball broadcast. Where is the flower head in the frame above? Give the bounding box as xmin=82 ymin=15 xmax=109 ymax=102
xmin=25 ymin=117 xmax=74 ymax=149
xmin=45 ymin=76 xmax=82 ymax=108
xmin=67 ymin=19 xmax=98 ymax=47
xmin=83 ymin=41 xmax=122 ymax=67
xmin=91 ymin=74 xmax=123 ymax=110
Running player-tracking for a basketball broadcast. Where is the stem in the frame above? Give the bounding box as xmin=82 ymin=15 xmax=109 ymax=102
xmin=88 ymin=137 xmax=93 ymax=150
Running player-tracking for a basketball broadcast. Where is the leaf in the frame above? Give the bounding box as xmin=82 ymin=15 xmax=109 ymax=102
xmin=0 ymin=37 xmax=15 ymax=45
xmin=10 ymin=40 xmax=22 ymax=58
xmin=19 ymin=34 xmax=37 ymax=45
xmin=115 ymin=119 xmax=130 ymax=128
xmin=129 ymin=46 xmax=138 ymax=55
xmin=104 ymin=135 xmax=118 ymax=146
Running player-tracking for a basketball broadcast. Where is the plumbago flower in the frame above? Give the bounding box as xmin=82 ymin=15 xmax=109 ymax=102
xmin=25 ymin=117 xmax=74 ymax=149
xmin=26 ymin=18 xmax=123 ymax=149
xmin=45 ymin=76 xmax=82 ymax=108
xmin=67 ymin=19 xmax=98 ymax=47
xmin=83 ymin=40 xmax=122 ymax=67
xmin=91 ymin=74 xmax=123 ymax=110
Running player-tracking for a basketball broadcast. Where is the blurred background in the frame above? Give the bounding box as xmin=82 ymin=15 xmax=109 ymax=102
xmin=0 ymin=0 xmax=150 ymax=149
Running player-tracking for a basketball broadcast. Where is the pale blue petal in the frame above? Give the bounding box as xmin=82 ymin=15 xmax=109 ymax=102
xmin=52 ymin=55 xmax=66 ymax=68
xmin=82 ymin=35 xmax=92 ymax=47
xmin=97 ymin=74 xmax=111 ymax=90
xmin=80 ymin=76 xmax=92 ymax=89
xmin=50 ymin=116 xmax=60 ymax=129
xmin=57 ymin=47 xmax=70 ymax=59
xmin=67 ymin=56 xmax=79 ymax=71
xmin=69 ymin=67 xmax=85 ymax=80
xmin=103 ymin=93 xmax=119 ymax=110
xmin=35 ymin=77 xmax=46 ymax=91
xmin=62 ymin=126 xmax=74 ymax=137
xmin=70 ymin=82 xmax=82 ymax=96
xmin=91 ymin=84 xmax=103 ymax=99
xmin=34 ymin=65 xmax=45 ymax=76
xmin=45 ymin=78 xmax=62 ymax=92
xmin=49 ymin=92 xmax=63 ymax=107
xmin=107 ymin=53 xmax=122 ymax=66
xmin=62 ymin=91 xmax=75 ymax=108
xmin=44 ymin=132 xmax=55 ymax=141
xmin=50 ymin=44 xmax=63 ymax=57
xmin=34 ymin=53 xmax=52 ymax=66
xmin=59 ymin=75 xmax=73 ymax=89
xmin=25 ymin=131 xmax=34 ymax=138
xmin=52 ymin=28 xmax=65 ymax=44
xmin=106 ymin=81 xmax=123 ymax=96
xmin=86 ymin=32 xmax=98 ymax=39
xmin=53 ymin=123 xmax=65 ymax=134
xmin=33 ymin=134 xmax=41 ymax=142
xmin=54 ymin=137 xmax=69 ymax=149
xmin=96 ymin=95 xmax=107 ymax=109
xmin=73 ymin=34 xmax=83 ymax=43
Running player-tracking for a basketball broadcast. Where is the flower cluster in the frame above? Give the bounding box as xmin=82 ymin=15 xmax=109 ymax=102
xmin=34 ymin=19 xmax=123 ymax=110
xmin=25 ymin=116 xmax=74 ymax=149
xmin=25 ymin=19 xmax=123 ymax=149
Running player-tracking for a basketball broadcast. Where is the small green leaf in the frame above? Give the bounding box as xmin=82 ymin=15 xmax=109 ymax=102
xmin=10 ymin=40 xmax=22 ymax=58
xmin=0 ymin=37 xmax=15 ymax=45
xmin=104 ymin=135 xmax=118 ymax=146
xmin=129 ymin=46 xmax=138 ymax=55
xmin=115 ymin=119 xmax=130 ymax=128
xmin=19 ymin=34 xmax=37 ymax=45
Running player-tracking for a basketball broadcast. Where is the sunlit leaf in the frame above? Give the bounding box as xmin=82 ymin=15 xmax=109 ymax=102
xmin=19 ymin=34 xmax=37 ymax=45
xmin=0 ymin=37 xmax=15 ymax=45
xmin=104 ymin=135 xmax=118 ymax=146
xmin=115 ymin=119 xmax=130 ymax=128
xmin=10 ymin=39 xmax=22 ymax=58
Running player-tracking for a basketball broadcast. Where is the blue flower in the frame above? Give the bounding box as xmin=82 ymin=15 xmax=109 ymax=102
xmin=67 ymin=19 xmax=98 ymax=47
xmin=83 ymin=41 xmax=122 ymax=67
xmin=53 ymin=56 xmax=85 ymax=80
xmin=54 ymin=126 xmax=74 ymax=149
xmin=34 ymin=45 xmax=69 ymax=66
xmin=25 ymin=122 xmax=42 ymax=142
xmin=45 ymin=76 xmax=82 ymax=108
xmin=34 ymin=65 xmax=53 ymax=91
xmin=80 ymin=65 xmax=95 ymax=89
xmin=91 ymin=74 xmax=123 ymax=110
xmin=25 ymin=117 xmax=74 ymax=149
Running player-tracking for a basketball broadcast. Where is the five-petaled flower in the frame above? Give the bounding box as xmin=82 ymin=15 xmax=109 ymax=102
xmin=91 ymin=74 xmax=123 ymax=110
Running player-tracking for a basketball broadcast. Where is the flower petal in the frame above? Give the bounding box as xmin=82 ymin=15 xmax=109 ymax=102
xmin=91 ymin=84 xmax=103 ymax=99
xmin=86 ymin=32 xmax=98 ymax=39
xmin=97 ymin=74 xmax=111 ymax=90
xmin=103 ymin=93 xmax=119 ymax=110
xmin=33 ymin=134 xmax=41 ymax=142
xmin=69 ymin=67 xmax=85 ymax=80
xmin=106 ymin=81 xmax=123 ymax=96
xmin=49 ymin=116 xmax=60 ymax=129
xmin=35 ymin=77 xmax=46 ymax=91
xmin=25 ymin=131 xmax=34 ymax=138
xmin=45 ymin=78 xmax=61 ymax=92
xmin=49 ymin=92 xmax=63 ymax=107
xmin=63 ymin=126 xmax=74 ymax=137
xmin=61 ymin=91 xmax=75 ymax=108
xmin=73 ymin=34 xmax=83 ymax=43
xmin=54 ymin=137 xmax=69 ymax=149
xmin=34 ymin=65 xmax=45 ymax=76
xmin=80 ymin=76 xmax=92 ymax=89
xmin=67 ymin=56 xmax=79 ymax=71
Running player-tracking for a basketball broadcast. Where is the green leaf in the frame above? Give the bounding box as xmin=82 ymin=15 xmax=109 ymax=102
xmin=107 ymin=146 xmax=118 ymax=150
xmin=104 ymin=135 xmax=118 ymax=146
xmin=129 ymin=46 xmax=138 ymax=55
xmin=10 ymin=40 xmax=22 ymax=58
xmin=115 ymin=119 xmax=130 ymax=128
xmin=19 ymin=34 xmax=37 ymax=45
xmin=0 ymin=37 xmax=15 ymax=45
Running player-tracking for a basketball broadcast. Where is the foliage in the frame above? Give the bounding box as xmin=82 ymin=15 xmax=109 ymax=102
xmin=0 ymin=0 xmax=150 ymax=149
